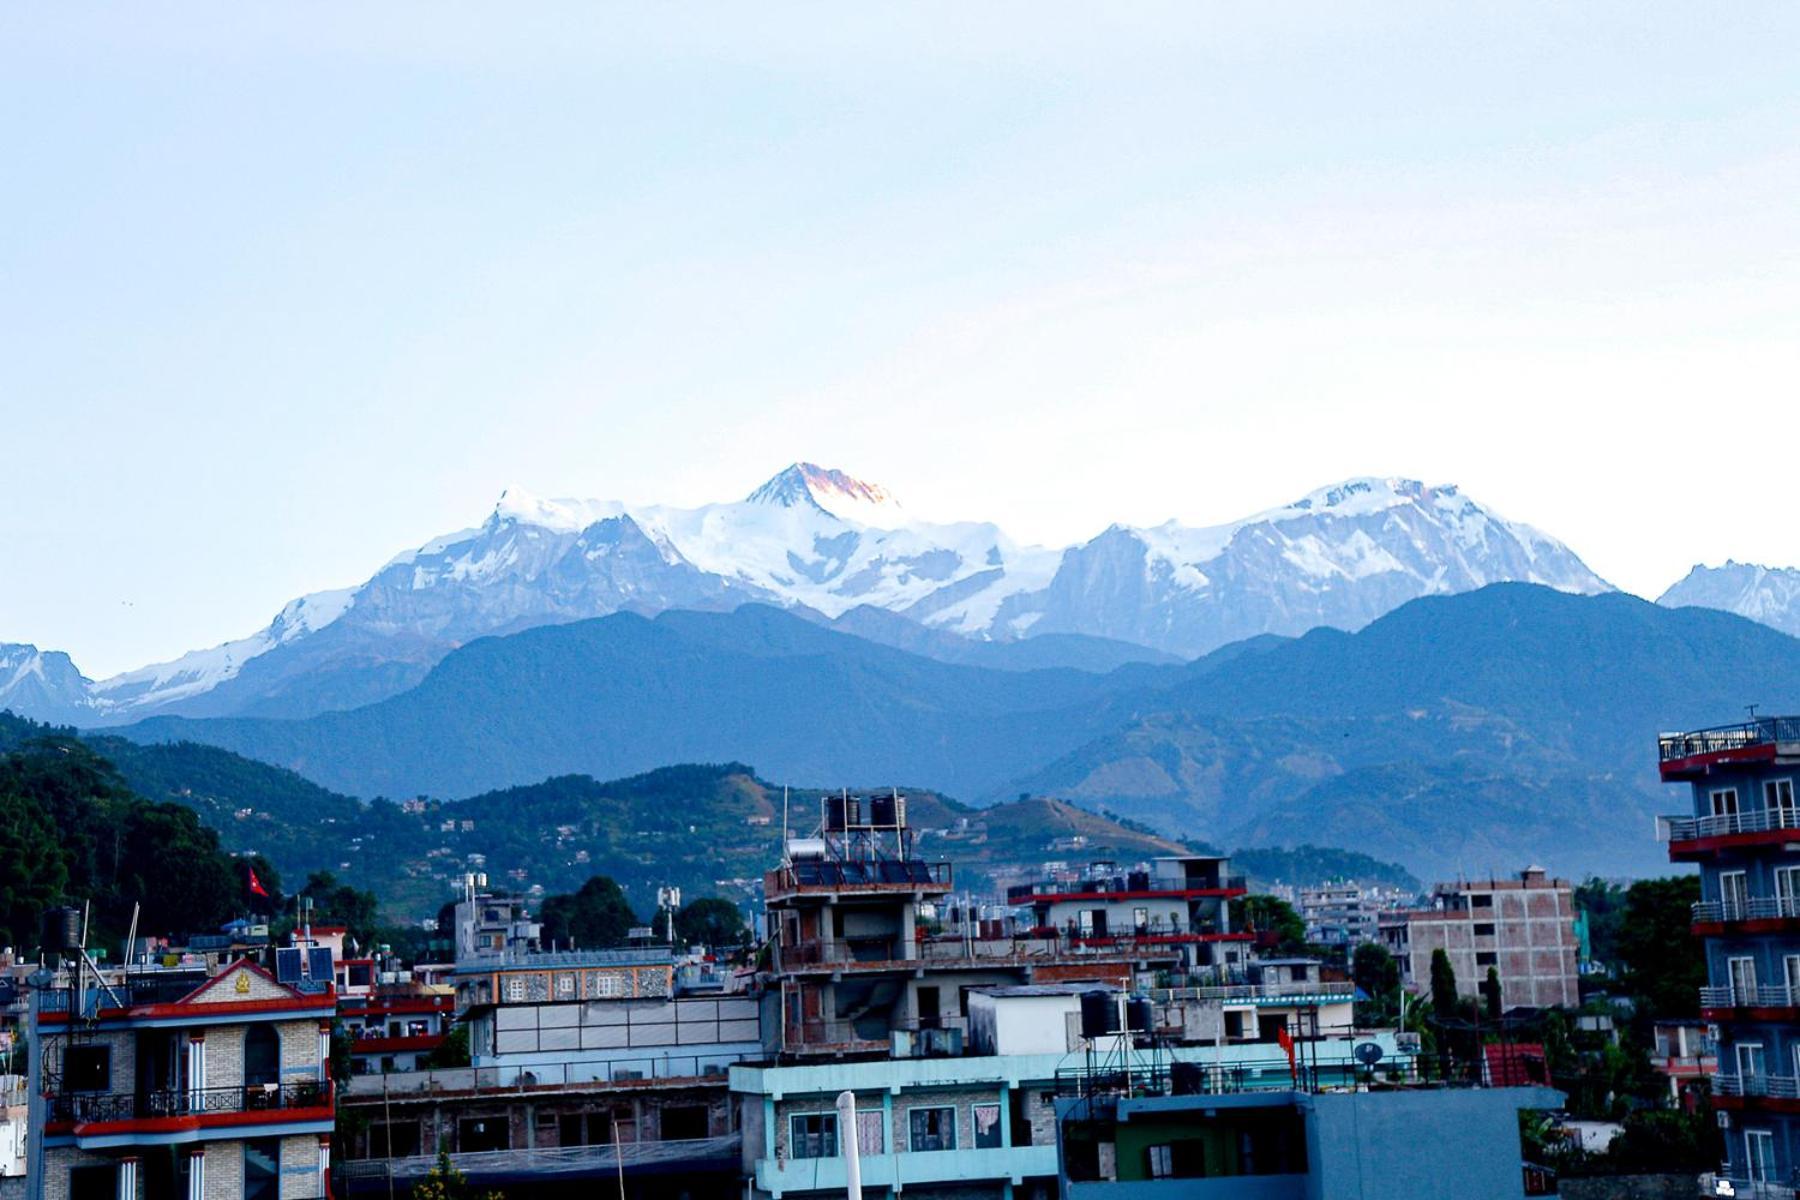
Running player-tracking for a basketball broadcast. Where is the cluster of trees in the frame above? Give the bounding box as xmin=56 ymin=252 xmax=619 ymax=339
xmin=0 ymin=734 xmax=260 ymax=953
xmin=534 ymin=875 xmax=749 ymax=953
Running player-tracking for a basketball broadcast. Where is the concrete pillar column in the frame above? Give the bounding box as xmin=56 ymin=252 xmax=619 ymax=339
xmin=185 ymin=1035 xmax=206 ymax=1110
xmin=319 ymin=1022 xmax=333 ymax=1082
xmin=997 ymin=1082 xmax=1012 ymax=1148
xmin=116 ymin=1156 xmax=137 ymax=1200
xmin=185 ymin=1148 xmax=206 ymax=1200
xmin=318 ymin=1135 xmax=331 ymax=1195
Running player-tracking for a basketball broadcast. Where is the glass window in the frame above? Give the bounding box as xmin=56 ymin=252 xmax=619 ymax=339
xmin=244 ymin=1138 xmax=281 ymax=1200
xmin=1767 ymin=779 xmax=1796 ymax=814
xmin=1747 ymin=1129 xmax=1776 ymax=1183
xmin=790 ymin=1112 xmax=837 ymax=1159
xmin=909 ymin=1106 xmax=956 ymax=1152
xmin=1712 ymin=788 xmax=1741 ymax=817
xmin=973 ymin=1103 xmax=1002 ymax=1149
xmin=855 ymin=1110 xmax=884 ymax=1155
xmin=1147 ymin=1144 xmax=1173 ymax=1178
xmin=61 ymin=1045 xmax=110 ymax=1092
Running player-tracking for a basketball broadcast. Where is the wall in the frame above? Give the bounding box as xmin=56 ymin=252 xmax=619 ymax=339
xmin=1303 ymin=1086 xmax=1562 ymax=1200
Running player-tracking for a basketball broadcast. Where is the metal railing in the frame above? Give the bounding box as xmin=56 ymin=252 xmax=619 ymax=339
xmin=338 ymin=1135 xmax=741 ymax=1179
xmin=1053 ymin=1055 xmax=1437 ymax=1099
xmin=1716 ymin=1073 xmax=1800 ymax=1099
xmin=1660 ymin=717 xmax=1800 ymax=763
xmin=1703 ymin=1174 xmax=1799 ymax=1200
xmin=774 ymin=928 xmax=1230 ymax=973
xmin=1662 ymin=807 xmax=1800 ymax=843
xmin=48 ymin=1080 xmax=330 ymax=1124
xmin=1702 ymin=984 xmax=1800 ymax=1009
xmin=1006 ymin=875 xmax=1247 ymax=903
xmin=1694 ymin=897 xmax=1800 ymax=923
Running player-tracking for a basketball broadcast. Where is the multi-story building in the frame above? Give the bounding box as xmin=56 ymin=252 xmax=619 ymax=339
xmin=765 ymin=796 xmax=1172 ymax=1060
xmin=1659 ymin=715 xmax=1800 ymax=1193
xmin=337 ymin=989 xmax=455 ymax=1077
xmin=1005 ymin=856 xmax=1252 ymax=976
xmin=32 ymin=955 xmax=335 ymax=1200
xmin=1378 ymin=867 xmax=1580 ymax=1009
xmin=1297 ymin=882 xmax=1381 ymax=949
xmin=1649 ymin=1018 xmax=1717 ymax=1108
xmin=336 ymin=893 xmax=757 ymax=1196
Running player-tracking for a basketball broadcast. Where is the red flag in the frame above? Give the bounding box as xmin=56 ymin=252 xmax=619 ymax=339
xmin=1276 ymin=1024 xmax=1298 ymax=1083
xmin=247 ymin=865 xmax=269 ymax=898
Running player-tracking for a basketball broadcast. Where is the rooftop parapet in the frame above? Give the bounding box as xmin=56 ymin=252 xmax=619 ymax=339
xmin=1659 ymin=716 xmax=1800 ymax=779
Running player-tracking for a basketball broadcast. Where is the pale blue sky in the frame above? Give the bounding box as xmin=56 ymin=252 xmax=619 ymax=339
xmin=4 ymin=4 xmax=1798 ymax=677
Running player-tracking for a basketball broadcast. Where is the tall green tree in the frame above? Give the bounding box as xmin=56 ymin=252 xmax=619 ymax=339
xmin=1239 ymin=894 xmax=1308 ymax=952
xmin=0 ymin=790 xmax=67 ymax=951
xmin=1615 ymin=875 xmax=1704 ymax=1020
xmin=1430 ymin=948 xmax=1460 ymax=1019
xmin=668 ymin=897 xmax=749 ymax=950
xmin=301 ymin=871 xmax=381 ymax=947
xmin=538 ymin=876 xmax=637 ymax=949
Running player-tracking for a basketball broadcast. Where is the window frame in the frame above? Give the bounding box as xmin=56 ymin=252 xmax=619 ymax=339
xmin=788 ymin=1111 xmax=838 ymax=1160
xmin=972 ymin=1102 xmax=1003 ymax=1150
xmin=907 ymin=1104 xmax=958 ymax=1153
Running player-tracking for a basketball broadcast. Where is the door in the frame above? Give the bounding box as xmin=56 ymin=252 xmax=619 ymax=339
xmin=1722 ymin=871 xmax=1751 ymax=920
xmin=1712 ymin=788 xmax=1741 ymax=833
xmin=1777 ymin=866 xmax=1800 ymax=917
xmin=1730 ymin=956 xmax=1758 ymax=1003
xmin=916 ymin=985 xmax=941 ymax=1028
xmin=1737 ymin=1042 xmax=1766 ymax=1094
xmin=1746 ymin=1129 xmax=1777 ymax=1184
xmin=1767 ymin=779 xmax=1797 ymax=826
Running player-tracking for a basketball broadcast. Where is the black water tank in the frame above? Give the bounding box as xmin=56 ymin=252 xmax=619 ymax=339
xmin=1171 ymin=1061 xmax=1204 ymax=1095
xmin=41 ymin=906 xmax=80 ymax=953
xmin=1079 ymin=990 xmax=1118 ymax=1038
xmin=1126 ymin=996 xmax=1154 ymax=1033
xmin=826 ymin=794 xmax=850 ymax=831
xmin=869 ymin=794 xmax=898 ymax=826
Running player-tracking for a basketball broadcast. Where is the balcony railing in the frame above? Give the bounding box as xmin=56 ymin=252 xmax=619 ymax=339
xmin=1006 ymin=875 xmax=1248 ymax=904
xmin=1702 ymin=984 xmax=1800 ymax=1009
xmin=767 ymin=860 xmax=953 ymax=896
xmin=1661 ymin=807 xmax=1800 ymax=843
xmin=1716 ymin=1073 xmax=1800 ymax=1099
xmin=1694 ymin=897 xmax=1800 ymax=924
xmin=783 ymin=1017 xmax=890 ymax=1051
xmin=773 ymin=928 xmax=1230 ymax=973
xmin=1660 ymin=718 xmax=1800 ymax=763
xmin=339 ymin=1135 xmax=741 ymax=1181
xmin=48 ymin=1080 xmax=331 ymax=1124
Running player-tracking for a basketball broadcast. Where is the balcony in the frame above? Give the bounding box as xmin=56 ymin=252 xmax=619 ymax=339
xmin=1006 ymin=875 xmax=1248 ymax=905
xmin=766 ymin=859 xmax=953 ymax=902
xmin=781 ymin=1018 xmax=890 ymax=1055
xmin=46 ymin=1080 xmax=333 ymax=1138
xmin=1659 ymin=807 xmax=1800 ymax=859
xmin=772 ymin=928 xmax=1230 ymax=976
xmin=1716 ymin=1073 xmax=1800 ymax=1100
xmin=1693 ymin=896 xmax=1800 ymax=932
xmin=1660 ymin=717 xmax=1800 ymax=780
xmin=1701 ymin=984 xmax=1800 ymax=1015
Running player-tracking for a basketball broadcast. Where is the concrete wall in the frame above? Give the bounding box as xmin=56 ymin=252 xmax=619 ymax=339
xmin=1303 ymin=1087 xmax=1562 ymax=1200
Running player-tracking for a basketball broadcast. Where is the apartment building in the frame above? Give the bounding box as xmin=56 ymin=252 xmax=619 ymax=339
xmin=1297 ymin=882 xmax=1380 ymax=948
xmin=1005 ymin=856 xmax=1252 ymax=976
xmin=1659 ymin=716 xmax=1800 ymax=1193
xmin=1378 ymin=867 xmax=1580 ymax=1009
xmin=32 ymin=956 xmax=335 ymax=1200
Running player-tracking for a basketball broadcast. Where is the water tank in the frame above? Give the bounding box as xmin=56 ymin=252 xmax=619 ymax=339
xmin=41 ymin=906 xmax=80 ymax=954
xmin=826 ymin=794 xmax=856 ymax=830
xmin=1126 ymin=996 xmax=1154 ymax=1033
xmin=1079 ymin=990 xmax=1118 ymax=1038
xmin=869 ymin=794 xmax=903 ymax=827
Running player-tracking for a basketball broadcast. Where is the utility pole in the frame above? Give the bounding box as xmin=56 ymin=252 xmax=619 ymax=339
xmin=836 ymin=1090 xmax=863 ymax=1200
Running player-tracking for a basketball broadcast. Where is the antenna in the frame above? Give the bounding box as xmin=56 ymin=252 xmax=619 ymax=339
xmin=1749 ymin=703 xmax=1761 ymax=720
xmin=781 ymin=786 xmax=790 ymax=852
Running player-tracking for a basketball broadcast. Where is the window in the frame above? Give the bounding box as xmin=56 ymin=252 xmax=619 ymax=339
xmin=1146 ymin=1142 xmax=1205 ymax=1179
xmin=68 ymin=1166 xmax=117 ymax=1200
xmin=909 ymin=1106 xmax=956 ymax=1152
xmin=1737 ymin=1042 xmax=1766 ymax=1089
xmin=370 ymin=1121 xmax=421 ymax=1159
xmin=1767 ymin=779 xmax=1796 ymax=817
xmin=1473 ymin=923 xmax=1495 ymax=937
xmin=661 ymin=1104 xmax=708 ymax=1141
xmin=1471 ymin=894 xmax=1494 ymax=908
xmin=1712 ymin=788 xmax=1741 ymax=817
xmin=790 ymin=1112 xmax=837 ymax=1159
xmin=1776 ymin=867 xmax=1800 ymax=912
xmin=503 ymin=976 xmax=527 ymax=1002
xmin=1785 ymin=956 xmax=1800 ymax=996
xmin=1476 ymin=951 xmax=1498 ymax=967
xmin=1730 ymin=956 xmax=1758 ymax=998
xmin=1147 ymin=1144 xmax=1173 ymax=1178
xmin=61 ymin=1044 xmax=110 ymax=1093
xmin=244 ymin=1138 xmax=281 ymax=1200
xmin=1722 ymin=870 xmax=1750 ymax=915
xmin=1133 ymin=907 xmax=1149 ymax=932
xmin=973 ymin=1103 xmax=1003 ymax=1149
xmin=855 ymin=1110 xmax=884 ymax=1155
xmin=459 ymin=1116 xmax=511 ymax=1153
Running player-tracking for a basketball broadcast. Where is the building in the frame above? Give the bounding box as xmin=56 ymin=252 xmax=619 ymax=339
xmin=765 ymin=795 xmax=1169 ymax=1060
xmin=1649 ymin=1018 xmax=1717 ymax=1108
xmin=30 ymin=956 xmax=335 ymax=1200
xmin=1378 ymin=868 xmax=1580 ymax=1009
xmin=1659 ymin=715 xmax=1800 ymax=1192
xmin=733 ymin=983 xmax=1414 ymax=1200
xmin=1054 ymin=1082 xmax=1564 ymax=1199
xmin=1005 ymin=856 xmax=1252 ymax=976
xmin=336 ymin=892 xmax=756 ymax=1197
xmin=1297 ymin=883 xmax=1380 ymax=949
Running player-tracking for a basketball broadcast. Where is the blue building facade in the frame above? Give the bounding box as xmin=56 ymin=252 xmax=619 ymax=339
xmin=1661 ymin=717 xmax=1800 ymax=1192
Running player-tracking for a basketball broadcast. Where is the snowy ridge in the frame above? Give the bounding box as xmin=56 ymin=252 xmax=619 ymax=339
xmin=1659 ymin=561 xmax=1800 ymax=638
xmin=8 ymin=466 xmax=1617 ymax=725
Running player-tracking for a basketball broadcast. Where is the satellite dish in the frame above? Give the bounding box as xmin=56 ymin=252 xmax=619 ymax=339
xmin=1354 ymin=1041 xmax=1385 ymax=1066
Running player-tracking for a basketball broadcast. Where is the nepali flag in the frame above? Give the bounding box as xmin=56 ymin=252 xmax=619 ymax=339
xmin=247 ymin=864 xmax=269 ymax=898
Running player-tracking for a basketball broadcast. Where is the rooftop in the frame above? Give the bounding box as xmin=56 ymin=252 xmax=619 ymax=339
xmin=1659 ymin=716 xmax=1800 ymax=779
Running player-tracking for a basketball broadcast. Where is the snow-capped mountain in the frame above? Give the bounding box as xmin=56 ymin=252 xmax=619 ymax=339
xmin=0 ymin=643 xmax=97 ymax=726
xmin=3 ymin=467 xmax=1613 ymax=726
xmin=992 ymin=478 xmax=1611 ymax=655
xmin=1659 ymin=561 xmax=1800 ymax=637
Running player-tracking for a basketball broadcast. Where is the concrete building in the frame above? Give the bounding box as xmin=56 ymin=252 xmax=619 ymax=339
xmin=1377 ymin=867 xmax=1580 ymax=1009
xmin=1659 ymin=715 xmax=1800 ymax=1192
xmin=1005 ymin=857 xmax=1251 ymax=976
xmin=1054 ymin=1083 xmax=1563 ymax=1199
xmin=1296 ymin=883 xmax=1380 ymax=949
xmin=31 ymin=957 xmax=335 ymax=1200
xmin=1649 ymin=1018 xmax=1717 ymax=1108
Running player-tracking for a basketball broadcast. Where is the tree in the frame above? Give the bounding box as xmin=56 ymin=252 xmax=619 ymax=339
xmin=1483 ymin=966 xmax=1503 ymax=1019
xmin=411 ymin=1149 xmax=504 ymax=1200
xmin=422 ymin=1024 xmax=471 ymax=1069
xmin=1351 ymin=942 xmax=1401 ymax=1001
xmin=1239 ymin=894 xmax=1307 ymax=952
xmin=1430 ymin=948 xmax=1459 ymax=1019
xmin=0 ymin=790 xmax=67 ymax=952
xmin=1573 ymin=877 xmax=1626 ymax=967
xmin=537 ymin=876 xmax=637 ymax=949
xmin=1615 ymin=875 xmax=1704 ymax=1020
xmin=301 ymin=871 xmax=381 ymax=948
xmin=111 ymin=802 xmax=238 ymax=937
xmin=671 ymin=897 xmax=749 ymax=950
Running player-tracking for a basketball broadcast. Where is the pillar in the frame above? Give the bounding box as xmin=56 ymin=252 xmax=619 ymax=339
xmin=318 ymin=1135 xmax=332 ymax=1195
xmin=116 ymin=1156 xmax=137 ymax=1200
xmin=185 ymin=1034 xmax=207 ymax=1110
xmin=186 ymin=1148 xmax=206 ymax=1200
xmin=319 ymin=1022 xmax=333 ymax=1082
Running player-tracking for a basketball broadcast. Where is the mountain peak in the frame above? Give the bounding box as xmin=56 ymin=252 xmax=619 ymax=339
xmin=744 ymin=463 xmax=902 ymax=523
xmin=491 ymin=486 xmax=625 ymax=533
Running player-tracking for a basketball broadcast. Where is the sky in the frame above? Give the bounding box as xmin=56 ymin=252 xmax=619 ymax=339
xmin=3 ymin=4 xmax=1798 ymax=678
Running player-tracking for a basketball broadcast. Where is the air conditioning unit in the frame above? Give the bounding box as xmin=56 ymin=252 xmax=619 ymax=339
xmin=1395 ymin=1032 xmax=1422 ymax=1054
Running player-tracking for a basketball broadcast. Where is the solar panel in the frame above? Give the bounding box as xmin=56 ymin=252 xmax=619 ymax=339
xmin=307 ymin=947 xmax=333 ymax=981
xmin=274 ymin=947 xmax=303 ymax=984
